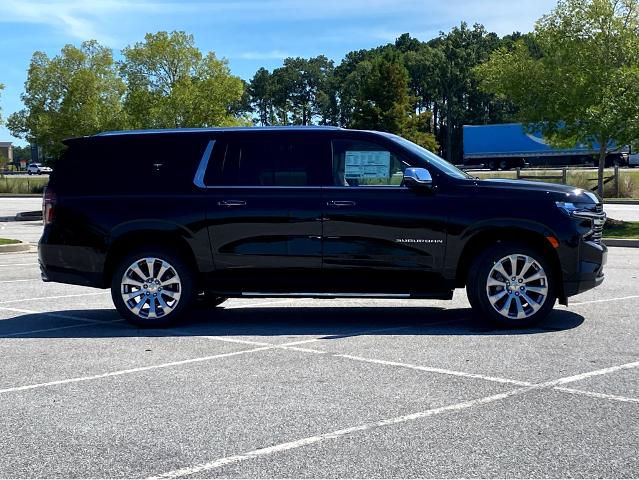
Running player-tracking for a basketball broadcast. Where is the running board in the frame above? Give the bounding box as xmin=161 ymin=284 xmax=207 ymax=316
xmin=236 ymin=292 xmax=454 ymax=300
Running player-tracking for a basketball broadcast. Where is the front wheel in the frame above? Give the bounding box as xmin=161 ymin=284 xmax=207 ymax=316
xmin=467 ymin=243 xmax=556 ymax=327
xmin=111 ymin=248 xmax=194 ymax=328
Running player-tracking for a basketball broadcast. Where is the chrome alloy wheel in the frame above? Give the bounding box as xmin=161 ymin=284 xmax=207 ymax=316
xmin=485 ymin=254 xmax=549 ymax=320
xmin=120 ymin=257 xmax=182 ymax=319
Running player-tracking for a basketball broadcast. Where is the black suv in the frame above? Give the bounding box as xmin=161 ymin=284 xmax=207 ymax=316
xmin=39 ymin=127 xmax=607 ymax=327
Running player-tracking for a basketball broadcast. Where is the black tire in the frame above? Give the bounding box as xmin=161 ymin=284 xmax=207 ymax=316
xmin=488 ymin=160 xmax=498 ymax=171
xmin=111 ymin=247 xmax=194 ymax=328
xmin=499 ymin=160 xmax=510 ymax=171
xmin=466 ymin=242 xmax=556 ymax=328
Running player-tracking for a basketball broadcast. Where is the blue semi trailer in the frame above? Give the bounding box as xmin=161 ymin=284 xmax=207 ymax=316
xmin=462 ymin=123 xmax=626 ymax=170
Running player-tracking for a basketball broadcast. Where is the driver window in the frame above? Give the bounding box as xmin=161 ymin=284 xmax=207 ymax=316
xmin=332 ymin=139 xmax=406 ymax=187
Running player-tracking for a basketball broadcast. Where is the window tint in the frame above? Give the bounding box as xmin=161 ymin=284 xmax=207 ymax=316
xmin=54 ymin=134 xmax=210 ymax=195
xmin=206 ymin=134 xmax=325 ymax=186
xmin=332 ymin=139 xmax=407 ymax=187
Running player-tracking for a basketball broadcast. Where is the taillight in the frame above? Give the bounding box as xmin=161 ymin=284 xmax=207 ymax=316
xmin=42 ymin=186 xmax=56 ymax=225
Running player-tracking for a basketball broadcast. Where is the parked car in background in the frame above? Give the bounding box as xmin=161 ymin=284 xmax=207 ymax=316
xmin=628 ymin=153 xmax=639 ymax=168
xmin=27 ymin=163 xmax=52 ymax=175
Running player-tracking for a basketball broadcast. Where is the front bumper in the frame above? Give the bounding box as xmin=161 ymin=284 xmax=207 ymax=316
xmin=562 ymin=240 xmax=607 ymax=297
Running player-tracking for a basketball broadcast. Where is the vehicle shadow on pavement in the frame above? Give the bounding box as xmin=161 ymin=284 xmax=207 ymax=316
xmin=0 ymin=306 xmax=584 ymax=338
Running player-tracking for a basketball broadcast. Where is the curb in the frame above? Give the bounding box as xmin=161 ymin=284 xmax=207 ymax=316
xmin=0 ymin=211 xmax=43 ymax=223
xmin=16 ymin=211 xmax=43 ymax=221
xmin=602 ymin=238 xmax=639 ymax=247
xmin=0 ymin=194 xmax=42 ymax=198
xmin=0 ymin=242 xmax=31 ymax=253
xmin=605 ymin=200 xmax=639 ymax=205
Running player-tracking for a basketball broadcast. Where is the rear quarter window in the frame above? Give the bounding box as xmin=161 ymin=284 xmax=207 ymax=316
xmin=54 ymin=134 xmax=210 ymax=195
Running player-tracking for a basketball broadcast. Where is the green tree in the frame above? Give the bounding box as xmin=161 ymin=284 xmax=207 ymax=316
xmin=476 ymin=0 xmax=639 ymax=196
xmin=269 ymin=56 xmax=335 ymax=125
xmin=248 ymin=68 xmax=274 ymax=125
xmin=402 ymin=111 xmax=439 ymax=152
xmin=120 ymin=31 xmax=246 ymax=128
xmin=7 ymin=41 xmax=125 ymax=158
xmin=350 ymin=51 xmax=412 ymax=133
xmin=12 ymin=145 xmax=31 ymax=162
xmin=428 ymin=24 xmax=509 ymax=162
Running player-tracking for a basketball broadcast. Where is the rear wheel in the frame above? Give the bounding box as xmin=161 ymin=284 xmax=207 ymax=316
xmin=111 ymin=248 xmax=194 ymax=328
xmin=466 ymin=243 xmax=556 ymax=327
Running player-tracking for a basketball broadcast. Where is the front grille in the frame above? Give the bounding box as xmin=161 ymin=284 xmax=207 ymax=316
xmin=590 ymin=221 xmax=604 ymax=244
xmin=579 ymin=203 xmax=606 ymax=244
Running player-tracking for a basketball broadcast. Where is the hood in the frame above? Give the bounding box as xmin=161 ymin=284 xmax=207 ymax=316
xmin=477 ymin=178 xmax=601 ymax=203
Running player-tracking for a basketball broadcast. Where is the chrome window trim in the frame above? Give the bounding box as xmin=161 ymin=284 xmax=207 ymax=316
xmin=193 ymin=140 xmax=215 ymax=189
xmin=193 ymin=138 xmax=408 ymax=190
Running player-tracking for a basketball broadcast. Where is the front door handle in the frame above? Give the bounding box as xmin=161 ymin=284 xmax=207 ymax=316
xmin=327 ymin=200 xmax=356 ymax=207
xmin=218 ymin=200 xmax=246 ymax=207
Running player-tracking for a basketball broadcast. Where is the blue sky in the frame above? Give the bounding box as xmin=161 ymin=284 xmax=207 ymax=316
xmin=0 ymin=0 xmax=558 ymax=145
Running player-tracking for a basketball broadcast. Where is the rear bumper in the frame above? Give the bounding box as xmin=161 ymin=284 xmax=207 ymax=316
xmin=39 ymin=238 xmax=107 ymax=289
xmin=562 ymin=241 xmax=607 ymax=297
xmin=39 ymin=260 xmax=104 ymax=288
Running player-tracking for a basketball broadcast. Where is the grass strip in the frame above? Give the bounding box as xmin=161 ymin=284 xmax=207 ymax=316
xmin=604 ymin=219 xmax=639 ymax=239
xmin=0 ymin=238 xmax=21 ymax=245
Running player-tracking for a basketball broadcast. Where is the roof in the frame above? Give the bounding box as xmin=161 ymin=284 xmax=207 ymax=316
xmin=95 ymin=125 xmax=343 ymax=137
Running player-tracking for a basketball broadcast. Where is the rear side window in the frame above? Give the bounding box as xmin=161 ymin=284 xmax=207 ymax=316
xmin=205 ymin=134 xmax=326 ymax=187
xmin=55 ymin=134 xmax=210 ymax=195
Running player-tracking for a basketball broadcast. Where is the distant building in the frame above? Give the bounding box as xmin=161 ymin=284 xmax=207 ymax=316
xmin=0 ymin=141 xmax=13 ymax=163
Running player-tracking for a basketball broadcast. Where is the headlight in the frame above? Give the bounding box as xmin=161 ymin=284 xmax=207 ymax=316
xmin=555 ymin=201 xmax=604 ymax=220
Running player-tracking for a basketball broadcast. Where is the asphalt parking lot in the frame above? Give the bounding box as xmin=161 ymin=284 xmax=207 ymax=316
xmin=0 ymin=246 xmax=638 ymax=478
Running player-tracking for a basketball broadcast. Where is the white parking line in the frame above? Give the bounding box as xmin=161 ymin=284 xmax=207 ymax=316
xmin=0 ymin=292 xmax=108 ymax=304
xmin=149 ymin=388 xmax=529 ymax=480
xmin=0 ymin=305 xmax=125 ymax=339
xmin=571 ymin=294 xmax=639 ymax=306
xmin=0 ymin=305 xmax=116 ymax=325
xmin=149 ymin=360 xmax=639 ymax=479
xmin=554 ymin=387 xmax=639 ymax=404
xmin=0 ymin=263 xmax=38 ymax=267
xmin=334 ymin=354 xmax=531 ymax=386
xmin=0 ymin=346 xmax=272 ymax=395
xmin=0 ymin=278 xmax=40 ymax=284
xmin=2 ymin=320 xmax=124 ymax=338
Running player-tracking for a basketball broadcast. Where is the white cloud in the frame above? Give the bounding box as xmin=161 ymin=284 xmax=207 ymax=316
xmin=236 ymin=50 xmax=292 ymax=60
xmin=0 ymin=0 xmax=159 ymax=42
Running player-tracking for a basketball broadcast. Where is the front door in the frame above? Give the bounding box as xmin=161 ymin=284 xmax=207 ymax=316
xmin=322 ymin=137 xmax=446 ymax=294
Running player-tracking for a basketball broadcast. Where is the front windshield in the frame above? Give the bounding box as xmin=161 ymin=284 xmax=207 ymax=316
xmin=384 ymin=133 xmax=473 ymax=180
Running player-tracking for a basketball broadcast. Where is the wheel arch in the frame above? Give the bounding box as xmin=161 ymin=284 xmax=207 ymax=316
xmin=103 ymin=229 xmax=200 ymax=289
xmin=455 ymin=227 xmax=565 ymax=302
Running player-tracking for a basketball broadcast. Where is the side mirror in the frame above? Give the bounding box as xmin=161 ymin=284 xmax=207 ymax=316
xmin=403 ymin=168 xmax=433 ymax=188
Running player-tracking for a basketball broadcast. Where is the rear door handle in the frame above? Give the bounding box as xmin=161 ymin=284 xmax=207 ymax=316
xmin=218 ymin=200 xmax=246 ymax=207
xmin=327 ymin=200 xmax=356 ymax=207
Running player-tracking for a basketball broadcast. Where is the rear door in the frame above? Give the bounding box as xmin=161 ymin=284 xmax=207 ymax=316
xmin=202 ymin=131 xmax=329 ymax=293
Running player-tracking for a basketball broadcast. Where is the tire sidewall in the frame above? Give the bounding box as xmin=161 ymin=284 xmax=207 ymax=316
xmin=470 ymin=242 xmax=556 ymax=328
xmin=111 ymin=248 xmax=194 ymax=328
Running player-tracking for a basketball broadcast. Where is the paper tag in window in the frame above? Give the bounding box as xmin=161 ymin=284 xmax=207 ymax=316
xmin=344 ymin=151 xmax=391 ymax=179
